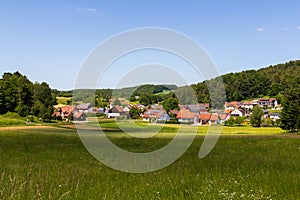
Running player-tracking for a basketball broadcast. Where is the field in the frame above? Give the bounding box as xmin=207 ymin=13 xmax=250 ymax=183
xmin=1 ymin=123 xmax=300 ymax=199
xmin=54 ymin=97 xmax=72 ymax=108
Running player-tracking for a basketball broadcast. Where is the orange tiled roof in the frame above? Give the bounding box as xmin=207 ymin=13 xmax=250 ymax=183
xmin=177 ymin=109 xmax=197 ymax=119
xmin=61 ymin=106 xmax=75 ymax=117
xmin=210 ymin=113 xmax=219 ymax=121
xmin=198 ymin=113 xmax=211 ymax=120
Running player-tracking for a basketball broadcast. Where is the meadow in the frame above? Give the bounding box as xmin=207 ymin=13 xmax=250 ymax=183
xmin=0 ymin=123 xmax=300 ymax=199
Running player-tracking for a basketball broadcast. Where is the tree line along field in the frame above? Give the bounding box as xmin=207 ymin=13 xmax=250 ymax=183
xmin=1 ymin=124 xmax=300 ymax=199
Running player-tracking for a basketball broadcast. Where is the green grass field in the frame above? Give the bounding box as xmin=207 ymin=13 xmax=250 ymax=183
xmin=54 ymin=97 xmax=72 ymax=108
xmin=1 ymin=124 xmax=300 ymax=199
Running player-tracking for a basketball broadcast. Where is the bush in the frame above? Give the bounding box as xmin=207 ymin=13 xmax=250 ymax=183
xmin=0 ymin=117 xmax=25 ymax=126
xmin=166 ymin=119 xmax=180 ymax=124
xmin=2 ymin=112 xmax=22 ymax=119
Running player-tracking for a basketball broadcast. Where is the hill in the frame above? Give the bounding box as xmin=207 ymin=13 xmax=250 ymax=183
xmin=175 ymin=60 xmax=300 ymax=105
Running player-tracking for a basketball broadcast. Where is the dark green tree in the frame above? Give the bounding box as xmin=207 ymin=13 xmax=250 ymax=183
xmin=235 ymin=116 xmax=246 ymax=125
xmin=139 ymin=93 xmax=152 ymax=106
xmin=280 ymin=87 xmax=300 ymax=132
xmin=224 ymin=117 xmax=235 ymax=126
xmin=129 ymin=107 xmax=141 ymax=119
xmin=32 ymin=82 xmax=56 ymax=120
xmin=0 ymin=72 xmax=33 ymax=116
xmin=162 ymin=97 xmax=179 ymax=112
xmin=250 ymin=105 xmax=263 ymax=127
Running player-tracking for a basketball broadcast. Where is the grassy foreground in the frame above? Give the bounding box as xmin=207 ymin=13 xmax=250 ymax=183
xmin=0 ymin=126 xmax=300 ymax=199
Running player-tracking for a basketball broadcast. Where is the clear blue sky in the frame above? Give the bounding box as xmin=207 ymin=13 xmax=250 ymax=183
xmin=1 ymin=0 xmax=300 ymax=90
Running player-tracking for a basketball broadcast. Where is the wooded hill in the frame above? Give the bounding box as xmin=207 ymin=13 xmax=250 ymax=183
xmin=186 ymin=60 xmax=300 ymax=105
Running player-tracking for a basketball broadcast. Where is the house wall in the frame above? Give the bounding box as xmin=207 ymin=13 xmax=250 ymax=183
xmin=108 ymin=113 xmax=121 ymax=118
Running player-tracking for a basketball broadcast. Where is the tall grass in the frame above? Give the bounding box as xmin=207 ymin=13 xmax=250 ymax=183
xmin=0 ymin=128 xmax=300 ymax=199
xmin=0 ymin=113 xmax=26 ymax=127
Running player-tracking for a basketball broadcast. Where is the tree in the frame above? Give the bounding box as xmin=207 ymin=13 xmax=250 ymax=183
xmin=113 ymin=98 xmax=121 ymax=106
xmin=162 ymin=97 xmax=179 ymax=112
xmin=129 ymin=96 xmax=136 ymax=102
xmin=0 ymin=72 xmax=33 ymax=116
xmin=235 ymin=116 xmax=246 ymax=125
xmin=224 ymin=116 xmax=235 ymax=126
xmin=250 ymin=105 xmax=263 ymax=127
xmin=129 ymin=107 xmax=141 ymax=119
xmin=280 ymin=87 xmax=300 ymax=132
xmin=139 ymin=93 xmax=151 ymax=106
xmin=32 ymin=82 xmax=56 ymax=120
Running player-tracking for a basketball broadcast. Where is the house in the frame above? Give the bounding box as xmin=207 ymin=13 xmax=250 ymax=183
xmin=218 ymin=113 xmax=230 ymax=123
xmin=76 ymin=103 xmax=91 ymax=112
xmin=97 ymin=108 xmax=105 ymax=114
xmin=198 ymin=112 xmax=228 ymax=125
xmin=108 ymin=106 xmax=128 ymax=118
xmin=52 ymin=105 xmax=75 ymax=121
xmin=135 ymin=104 xmax=146 ymax=110
xmin=210 ymin=113 xmax=221 ymax=125
xmin=73 ymin=111 xmax=88 ymax=122
xmin=269 ymin=113 xmax=281 ymax=121
xmin=88 ymin=107 xmax=95 ymax=113
xmin=123 ymin=106 xmax=131 ymax=112
xmin=225 ymin=102 xmax=243 ymax=111
xmin=199 ymin=103 xmax=210 ymax=109
xmin=198 ymin=113 xmax=211 ymax=125
xmin=263 ymin=109 xmax=269 ymax=119
xmin=141 ymin=109 xmax=170 ymax=123
xmin=230 ymin=108 xmax=246 ymax=117
xmin=241 ymin=101 xmax=254 ymax=110
xmin=257 ymin=98 xmax=277 ymax=108
xmin=176 ymin=109 xmax=198 ymax=123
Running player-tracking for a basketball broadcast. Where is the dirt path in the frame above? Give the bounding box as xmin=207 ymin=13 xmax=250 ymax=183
xmin=0 ymin=124 xmax=118 ymax=132
xmin=0 ymin=125 xmax=58 ymax=131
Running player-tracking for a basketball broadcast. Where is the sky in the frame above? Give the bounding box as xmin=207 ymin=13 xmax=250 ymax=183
xmin=1 ymin=0 xmax=300 ymax=90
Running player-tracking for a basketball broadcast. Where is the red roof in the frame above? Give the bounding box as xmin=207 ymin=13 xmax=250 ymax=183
xmin=258 ymin=98 xmax=276 ymax=102
xmin=73 ymin=111 xmax=85 ymax=119
xmin=225 ymin=101 xmax=242 ymax=108
xmin=52 ymin=106 xmax=75 ymax=118
xmin=177 ymin=109 xmax=197 ymax=119
xmin=243 ymin=101 xmax=253 ymax=105
xmin=210 ymin=113 xmax=219 ymax=121
xmin=199 ymin=113 xmax=211 ymax=120
xmin=169 ymin=110 xmax=179 ymax=115
xmin=110 ymin=105 xmax=123 ymax=113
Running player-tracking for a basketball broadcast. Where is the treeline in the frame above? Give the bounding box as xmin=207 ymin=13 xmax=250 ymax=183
xmin=187 ymin=60 xmax=300 ymax=104
xmin=0 ymin=72 xmax=56 ymax=120
xmin=71 ymin=84 xmax=178 ymax=107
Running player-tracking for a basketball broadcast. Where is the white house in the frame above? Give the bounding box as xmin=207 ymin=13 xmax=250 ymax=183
xmin=230 ymin=108 xmax=246 ymax=117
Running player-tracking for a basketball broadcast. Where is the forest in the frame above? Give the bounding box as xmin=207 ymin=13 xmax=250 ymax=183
xmin=181 ymin=60 xmax=300 ymax=106
xmin=0 ymin=72 xmax=56 ymax=120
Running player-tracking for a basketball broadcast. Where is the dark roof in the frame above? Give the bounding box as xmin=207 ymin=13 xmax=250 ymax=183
xmin=76 ymin=103 xmax=91 ymax=110
xmin=110 ymin=106 xmax=123 ymax=113
xmin=270 ymin=113 xmax=280 ymax=117
xmin=73 ymin=111 xmax=86 ymax=119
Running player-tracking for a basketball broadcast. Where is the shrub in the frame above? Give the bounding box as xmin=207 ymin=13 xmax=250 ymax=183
xmin=2 ymin=112 xmax=22 ymax=119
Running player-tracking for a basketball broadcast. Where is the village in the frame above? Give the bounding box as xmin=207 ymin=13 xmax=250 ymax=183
xmin=52 ymin=97 xmax=282 ymax=126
